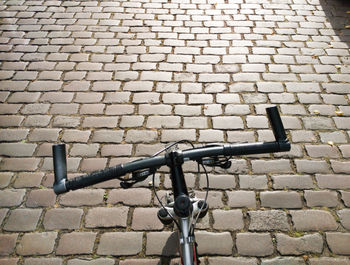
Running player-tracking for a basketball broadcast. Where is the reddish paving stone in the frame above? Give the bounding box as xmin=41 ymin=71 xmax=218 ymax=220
xmin=199 ymin=174 xmax=236 ymax=190
xmin=207 ymin=257 xmax=258 ymax=265
xmin=326 ymin=233 xmax=350 ymax=255
xmin=195 ymin=231 xmax=233 ymax=255
xmin=212 ymin=116 xmax=244 ymax=129
xmin=0 ymin=128 xmax=29 ymax=142
xmin=26 ymin=189 xmax=56 ymax=207
xmin=56 ymin=232 xmax=97 ymax=255
xmin=108 ymin=188 xmax=152 ymax=206
xmin=304 ymin=190 xmax=339 ymax=207
xmin=125 ymin=129 xmax=158 ymax=143
xmin=0 ymin=189 xmax=26 ymax=207
xmin=69 ymin=143 xmax=100 ymax=157
xmin=290 ymin=210 xmax=338 ymax=231
xmin=339 ymin=144 xmax=350 ymax=157
xmin=0 ymin=258 xmax=20 ymax=265
xmin=319 ymin=131 xmax=347 ymax=144
xmin=337 ymin=209 xmax=350 ymax=230
xmin=0 ymin=142 xmax=37 ymax=157
xmin=295 ymin=159 xmax=331 ymax=174
xmin=212 ymin=209 xmax=244 ymax=230
xmin=80 ymin=158 xmax=108 ymax=172
xmin=276 ymin=233 xmax=323 ymax=255
xmin=85 ymin=206 xmax=128 ymax=228
xmin=251 ymin=159 xmax=292 ymax=174
xmin=236 ymin=233 xmax=273 ymax=257
xmin=239 ymin=175 xmax=267 ymax=190
xmin=59 ymin=189 xmax=105 ymax=206
xmin=226 ymin=191 xmax=256 ymax=208
xmin=145 ymin=232 xmax=179 ymax=256
xmin=261 ymin=257 xmax=305 ymax=265
xmin=331 ymin=160 xmax=350 ymax=174
xmin=67 ymin=259 xmax=115 ymax=265
xmin=119 ymin=259 xmax=160 ymax=265
xmin=161 ymin=129 xmax=196 ymax=142
xmin=341 ymin=191 xmax=350 ymax=207
xmin=272 ymin=174 xmax=315 ymax=190
xmin=23 ymin=258 xmax=63 ymax=265
xmin=97 ymin=232 xmax=143 ymax=256
xmin=195 ymin=191 xmax=224 ymax=209
xmin=260 ymin=191 xmax=302 ymax=209
xmin=62 ymin=130 xmax=91 ymax=143
xmin=132 ymin=208 xmax=163 ymax=231
xmin=4 ymin=209 xmax=42 ymax=232
xmin=0 ymin=115 xmax=24 ymax=127
xmin=43 ymin=208 xmax=83 ymax=230
xmin=305 ymin=145 xmax=340 ymax=158
xmin=0 ymin=172 xmax=13 ymax=188
xmin=0 ymin=233 xmax=18 ymax=255
xmin=0 ymin=158 xmax=41 ymax=171
xmin=17 ymin=232 xmax=57 ymax=256
xmin=0 ymin=209 xmax=8 ymax=225
xmin=316 ymin=174 xmax=350 ymax=189
xmin=309 ymin=258 xmax=350 ymax=265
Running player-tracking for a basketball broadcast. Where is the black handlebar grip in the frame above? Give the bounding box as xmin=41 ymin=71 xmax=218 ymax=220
xmin=266 ymin=106 xmax=287 ymax=142
xmin=52 ymin=144 xmax=68 ymax=194
xmin=66 ymin=165 xmax=124 ymax=191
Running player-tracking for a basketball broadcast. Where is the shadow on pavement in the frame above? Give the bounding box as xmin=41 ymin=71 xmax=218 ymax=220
xmin=159 ymin=232 xmax=180 ymax=265
xmin=320 ymin=0 xmax=350 ymax=47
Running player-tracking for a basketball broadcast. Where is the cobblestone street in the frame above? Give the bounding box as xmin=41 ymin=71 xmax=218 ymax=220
xmin=0 ymin=0 xmax=350 ymax=264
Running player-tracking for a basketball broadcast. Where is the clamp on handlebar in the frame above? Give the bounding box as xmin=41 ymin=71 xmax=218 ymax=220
xmin=120 ymin=167 xmax=157 ymax=189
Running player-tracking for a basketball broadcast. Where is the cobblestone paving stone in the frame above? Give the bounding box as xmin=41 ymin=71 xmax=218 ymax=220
xmin=0 ymin=0 xmax=350 ymax=264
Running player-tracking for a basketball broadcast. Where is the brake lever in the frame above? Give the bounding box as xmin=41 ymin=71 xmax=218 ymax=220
xmin=200 ymin=157 xmax=232 ymax=169
xmin=120 ymin=167 xmax=157 ymax=189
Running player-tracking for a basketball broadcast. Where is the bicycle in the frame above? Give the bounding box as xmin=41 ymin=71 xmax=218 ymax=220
xmin=52 ymin=106 xmax=290 ymax=265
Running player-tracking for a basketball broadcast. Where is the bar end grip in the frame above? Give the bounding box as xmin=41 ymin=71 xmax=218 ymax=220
xmin=52 ymin=144 xmax=68 ymax=194
xmin=266 ymin=106 xmax=287 ymax=142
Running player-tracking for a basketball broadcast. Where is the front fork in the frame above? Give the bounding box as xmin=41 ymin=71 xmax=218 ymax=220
xmin=159 ymin=150 xmax=206 ymax=265
xmin=179 ymin=217 xmax=196 ymax=265
xmin=157 ymin=196 xmax=208 ymax=265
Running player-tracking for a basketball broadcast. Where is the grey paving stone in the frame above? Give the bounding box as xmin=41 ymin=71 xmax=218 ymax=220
xmin=236 ymin=233 xmax=273 ymax=257
xmin=276 ymin=233 xmax=323 ymax=255
xmin=249 ymin=210 xmax=289 ymax=231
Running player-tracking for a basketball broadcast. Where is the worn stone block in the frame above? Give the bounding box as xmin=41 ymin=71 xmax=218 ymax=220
xmin=276 ymin=233 xmax=323 ymax=255
xmin=249 ymin=210 xmax=289 ymax=231
xmin=236 ymin=233 xmax=273 ymax=257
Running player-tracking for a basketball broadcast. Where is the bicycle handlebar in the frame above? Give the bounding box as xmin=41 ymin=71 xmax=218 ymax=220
xmin=52 ymin=106 xmax=290 ymax=195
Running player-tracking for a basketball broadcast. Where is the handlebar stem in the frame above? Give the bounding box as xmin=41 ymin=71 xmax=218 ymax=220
xmin=166 ymin=150 xmax=192 ymax=218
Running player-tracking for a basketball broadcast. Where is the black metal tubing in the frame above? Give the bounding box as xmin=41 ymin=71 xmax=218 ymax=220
xmin=52 ymin=144 xmax=68 ymax=194
xmin=166 ymin=150 xmax=192 ymax=218
xmin=166 ymin=150 xmax=188 ymax=198
xmin=52 ymin=107 xmax=291 ymax=195
xmin=53 ymin=140 xmax=290 ymax=194
xmin=266 ymin=106 xmax=288 ymax=143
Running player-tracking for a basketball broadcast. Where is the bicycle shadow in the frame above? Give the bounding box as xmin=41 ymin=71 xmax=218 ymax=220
xmin=158 ymin=232 xmax=180 ymax=265
xmin=320 ymin=0 xmax=350 ymax=48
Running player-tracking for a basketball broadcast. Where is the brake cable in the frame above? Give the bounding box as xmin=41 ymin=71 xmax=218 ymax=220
xmin=151 ymin=140 xmax=196 ymax=231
